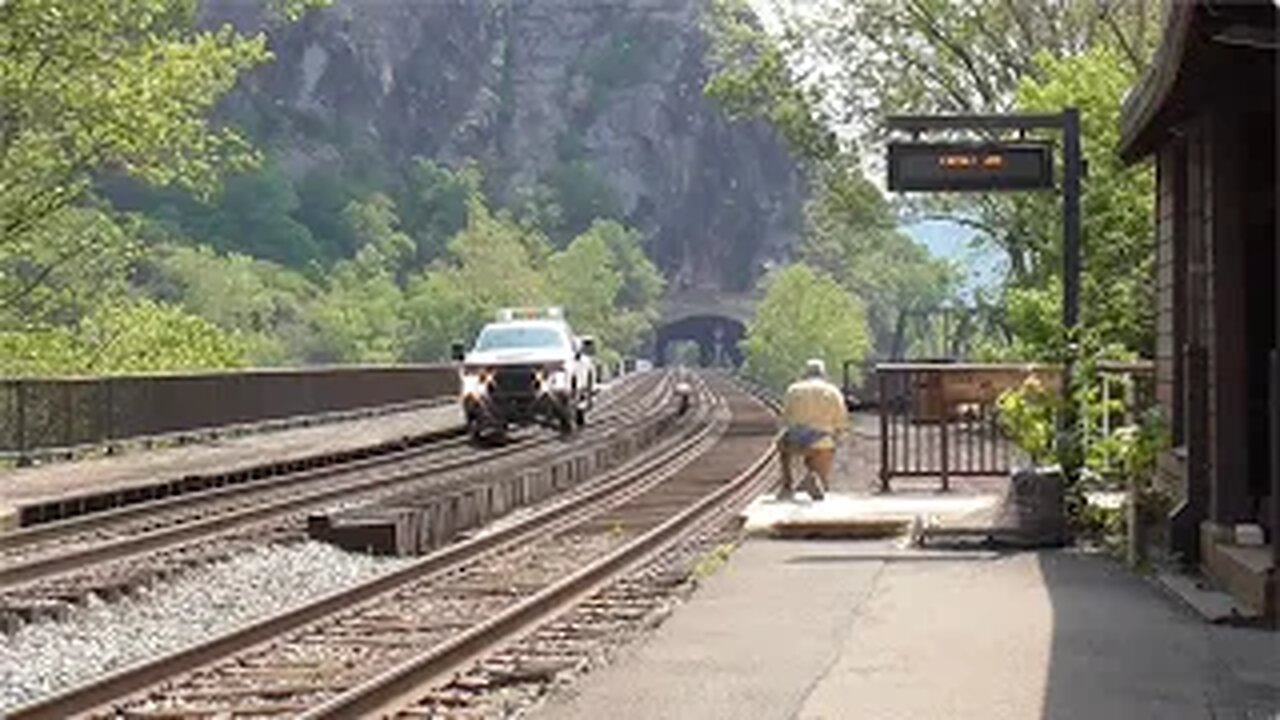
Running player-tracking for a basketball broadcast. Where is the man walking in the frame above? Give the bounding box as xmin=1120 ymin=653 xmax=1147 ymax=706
xmin=777 ymin=359 xmax=849 ymax=501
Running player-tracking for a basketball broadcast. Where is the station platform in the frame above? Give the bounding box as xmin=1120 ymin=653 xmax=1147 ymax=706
xmin=0 ymin=402 xmax=464 ymax=532
xmin=537 ymin=530 xmax=1280 ymax=719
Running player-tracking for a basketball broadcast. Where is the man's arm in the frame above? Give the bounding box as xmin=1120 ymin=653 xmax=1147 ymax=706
xmin=828 ymin=386 xmax=850 ymax=433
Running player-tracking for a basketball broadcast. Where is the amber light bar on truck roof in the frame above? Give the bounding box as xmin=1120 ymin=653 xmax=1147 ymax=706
xmin=495 ymin=306 xmax=565 ymax=321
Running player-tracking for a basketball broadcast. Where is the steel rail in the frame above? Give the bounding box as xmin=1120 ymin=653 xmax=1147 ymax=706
xmin=0 ymin=430 xmax=470 ymax=552
xmin=0 ymin=373 xmax=667 ymax=589
xmin=306 ymin=404 xmax=777 ymax=719
xmin=3 ymin=372 xmax=663 ymax=553
xmin=7 ymin=376 xmax=718 ymax=720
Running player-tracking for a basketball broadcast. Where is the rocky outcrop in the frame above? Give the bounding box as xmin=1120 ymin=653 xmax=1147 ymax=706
xmin=205 ymin=0 xmax=804 ymax=292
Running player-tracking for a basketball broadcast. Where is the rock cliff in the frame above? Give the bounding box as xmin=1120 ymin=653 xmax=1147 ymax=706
xmin=205 ymin=0 xmax=804 ymax=293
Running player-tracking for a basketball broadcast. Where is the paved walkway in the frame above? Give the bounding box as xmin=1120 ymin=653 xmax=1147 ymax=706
xmin=537 ymin=538 xmax=1280 ymax=719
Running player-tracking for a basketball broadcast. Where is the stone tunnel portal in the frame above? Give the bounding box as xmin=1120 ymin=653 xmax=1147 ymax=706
xmin=654 ymin=314 xmax=746 ymax=367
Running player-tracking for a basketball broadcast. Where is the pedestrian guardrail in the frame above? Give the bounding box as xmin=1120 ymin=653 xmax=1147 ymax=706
xmin=0 ymin=365 xmax=459 ymax=465
xmin=876 ymin=361 xmax=1154 ymax=491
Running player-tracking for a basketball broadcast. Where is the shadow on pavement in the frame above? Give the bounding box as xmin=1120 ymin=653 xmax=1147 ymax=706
xmin=1037 ymin=552 xmax=1280 ymax=719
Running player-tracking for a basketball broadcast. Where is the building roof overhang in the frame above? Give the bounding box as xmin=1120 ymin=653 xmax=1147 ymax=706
xmin=1118 ymin=1 xmax=1277 ymax=164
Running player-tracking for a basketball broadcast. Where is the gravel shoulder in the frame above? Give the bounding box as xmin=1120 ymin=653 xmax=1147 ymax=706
xmin=0 ymin=541 xmax=412 ymax=711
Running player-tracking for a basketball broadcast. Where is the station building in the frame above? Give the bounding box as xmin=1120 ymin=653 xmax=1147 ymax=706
xmin=1118 ymin=0 xmax=1277 ymax=622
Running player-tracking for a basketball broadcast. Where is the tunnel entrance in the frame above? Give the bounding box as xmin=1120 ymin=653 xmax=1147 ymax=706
xmin=654 ymin=315 xmax=745 ymax=367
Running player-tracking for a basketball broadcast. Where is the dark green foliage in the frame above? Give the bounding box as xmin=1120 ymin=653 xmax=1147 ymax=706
xmin=295 ymin=167 xmax=361 ymax=260
xmin=395 ymin=159 xmax=475 ymax=264
xmin=542 ymin=160 xmax=622 ymax=243
xmin=212 ymin=163 xmax=324 ymax=266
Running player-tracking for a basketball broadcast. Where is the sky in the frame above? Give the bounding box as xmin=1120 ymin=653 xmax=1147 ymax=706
xmin=901 ymin=220 xmax=1005 ymax=299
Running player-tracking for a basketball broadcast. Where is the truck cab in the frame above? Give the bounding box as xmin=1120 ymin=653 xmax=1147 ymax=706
xmin=452 ymin=307 xmax=595 ymax=441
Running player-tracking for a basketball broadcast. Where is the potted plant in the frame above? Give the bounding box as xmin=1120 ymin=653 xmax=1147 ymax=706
xmin=996 ymin=377 xmax=1069 ymax=546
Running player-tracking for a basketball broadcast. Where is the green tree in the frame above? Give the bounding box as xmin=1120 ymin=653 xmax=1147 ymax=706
xmin=1003 ymin=47 xmax=1155 ymax=356
xmin=541 ymin=160 xmax=622 ymax=244
xmin=134 ymin=241 xmax=319 ymax=365
xmin=548 ymin=230 xmax=622 ymax=356
xmin=294 ymin=166 xmax=360 ymax=261
xmin=343 ymin=193 xmax=416 ymax=282
xmin=396 ymin=159 xmax=474 ymax=264
xmin=0 ymin=0 xmax=276 ymax=251
xmin=703 ymin=0 xmax=840 ymax=161
xmin=0 ymin=297 xmax=248 ymax=376
xmin=304 ymin=256 xmax=405 ymax=364
xmin=758 ymin=0 xmax=1160 ymax=131
xmin=596 ymin=221 xmax=666 ymax=359
xmin=211 ymin=161 xmax=323 ymax=266
xmin=706 ymin=1 xmax=1158 ymax=360
xmin=547 ymin=221 xmax=665 ymax=363
xmin=0 ymin=206 xmax=138 ymax=329
xmin=402 ymin=195 xmax=551 ymax=361
xmin=741 ymin=263 xmax=872 ymax=393
xmin=799 ymin=159 xmax=957 ymax=356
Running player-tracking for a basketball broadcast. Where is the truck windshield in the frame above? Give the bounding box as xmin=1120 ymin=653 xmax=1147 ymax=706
xmin=474 ymin=325 xmax=568 ymax=351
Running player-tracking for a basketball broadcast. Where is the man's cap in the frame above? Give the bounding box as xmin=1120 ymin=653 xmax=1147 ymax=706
xmin=804 ymin=358 xmax=826 ymax=378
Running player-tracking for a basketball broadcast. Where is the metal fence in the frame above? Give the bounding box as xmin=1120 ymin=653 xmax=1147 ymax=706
xmin=876 ymin=362 xmax=1154 ymax=491
xmin=0 ymin=365 xmax=459 ymax=462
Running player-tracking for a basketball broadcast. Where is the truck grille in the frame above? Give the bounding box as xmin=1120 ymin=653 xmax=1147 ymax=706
xmin=492 ymin=367 xmax=537 ymax=395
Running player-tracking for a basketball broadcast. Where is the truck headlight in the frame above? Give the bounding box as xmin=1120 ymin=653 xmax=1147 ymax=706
xmin=462 ymin=373 xmax=488 ymax=397
xmin=538 ymin=369 xmax=569 ymax=394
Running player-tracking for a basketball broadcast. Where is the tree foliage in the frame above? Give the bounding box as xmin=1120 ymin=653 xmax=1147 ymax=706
xmin=0 ymin=297 xmax=248 ymax=376
xmin=402 ymin=196 xmax=551 ymax=362
xmin=548 ymin=221 xmax=666 ymax=367
xmin=759 ymin=0 xmax=1160 ymax=131
xmin=741 ymin=263 xmax=871 ymax=393
xmin=799 ymin=159 xmax=957 ymax=355
xmin=1 ymin=0 xmax=666 ymax=379
xmin=1004 ymin=47 xmax=1155 ymax=356
xmin=705 ymin=6 xmax=958 ymax=359
xmin=0 ymin=0 xmax=274 ymax=247
xmin=710 ymin=0 xmax=1161 ymax=360
xmin=704 ymin=0 xmax=841 ymax=161
xmin=134 ymin=240 xmax=317 ymax=365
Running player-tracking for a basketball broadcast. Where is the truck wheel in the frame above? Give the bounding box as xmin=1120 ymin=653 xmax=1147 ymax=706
xmin=575 ymin=405 xmax=586 ymax=427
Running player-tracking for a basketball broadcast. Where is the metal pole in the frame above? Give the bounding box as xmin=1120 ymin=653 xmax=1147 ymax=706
xmin=16 ymin=381 xmax=30 ymax=467
xmin=1270 ymin=350 xmax=1279 ymax=591
xmin=879 ymin=370 xmax=891 ymax=493
xmin=940 ymin=412 xmax=951 ymax=492
xmin=1063 ymin=107 xmax=1082 ymax=331
xmin=1060 ymin=107 xmax=1083 ymax=485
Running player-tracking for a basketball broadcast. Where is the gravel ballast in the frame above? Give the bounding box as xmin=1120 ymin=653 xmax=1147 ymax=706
xmin=0 ymin=541 xmax=412 ymax=711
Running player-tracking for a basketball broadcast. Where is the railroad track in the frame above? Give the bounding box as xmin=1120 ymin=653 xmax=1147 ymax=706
xmin=10 ymin=373 xmax=778 ymax=719
xmin=0 ymin=372 xmax=673 ymax=618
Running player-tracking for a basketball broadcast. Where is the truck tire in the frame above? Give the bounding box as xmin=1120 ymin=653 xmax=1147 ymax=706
xmin=556 ymin=404 xmax=574 ymax=436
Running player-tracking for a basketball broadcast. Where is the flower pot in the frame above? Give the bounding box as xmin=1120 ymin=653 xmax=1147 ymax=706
xmin=998 ymin=466 xmax=1069 ymax=546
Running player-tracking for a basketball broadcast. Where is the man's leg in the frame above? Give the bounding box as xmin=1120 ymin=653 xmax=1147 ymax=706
xmin=802 ymin=448 xmax=835 ymax=500
xmin=776 ymin=435 xmax=796 ymax=499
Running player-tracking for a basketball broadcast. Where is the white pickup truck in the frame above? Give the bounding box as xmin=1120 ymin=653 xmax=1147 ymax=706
xmin=451 ymin=307 xmax=595 ymax=441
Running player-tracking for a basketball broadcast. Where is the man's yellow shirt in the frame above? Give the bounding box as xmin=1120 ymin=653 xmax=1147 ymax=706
xmin=781 ymin=378 xmax=849 ymax=450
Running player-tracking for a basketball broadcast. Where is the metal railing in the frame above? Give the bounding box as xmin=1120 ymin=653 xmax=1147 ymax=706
xmin=0 ymin=365 xmax=459 ymax=464
xmin=876 ymin=362 xmax=1154 ymax=491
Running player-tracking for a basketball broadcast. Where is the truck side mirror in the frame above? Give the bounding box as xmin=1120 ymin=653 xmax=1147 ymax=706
xmin=580 ymin=336 xmax=596 ymax=357
xmin=450 ymin=341 xmax=466 ymax=362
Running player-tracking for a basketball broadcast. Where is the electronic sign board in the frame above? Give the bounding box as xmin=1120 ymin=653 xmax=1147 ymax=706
xmin=887 ymin=142 xmax=1055 ymax=191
